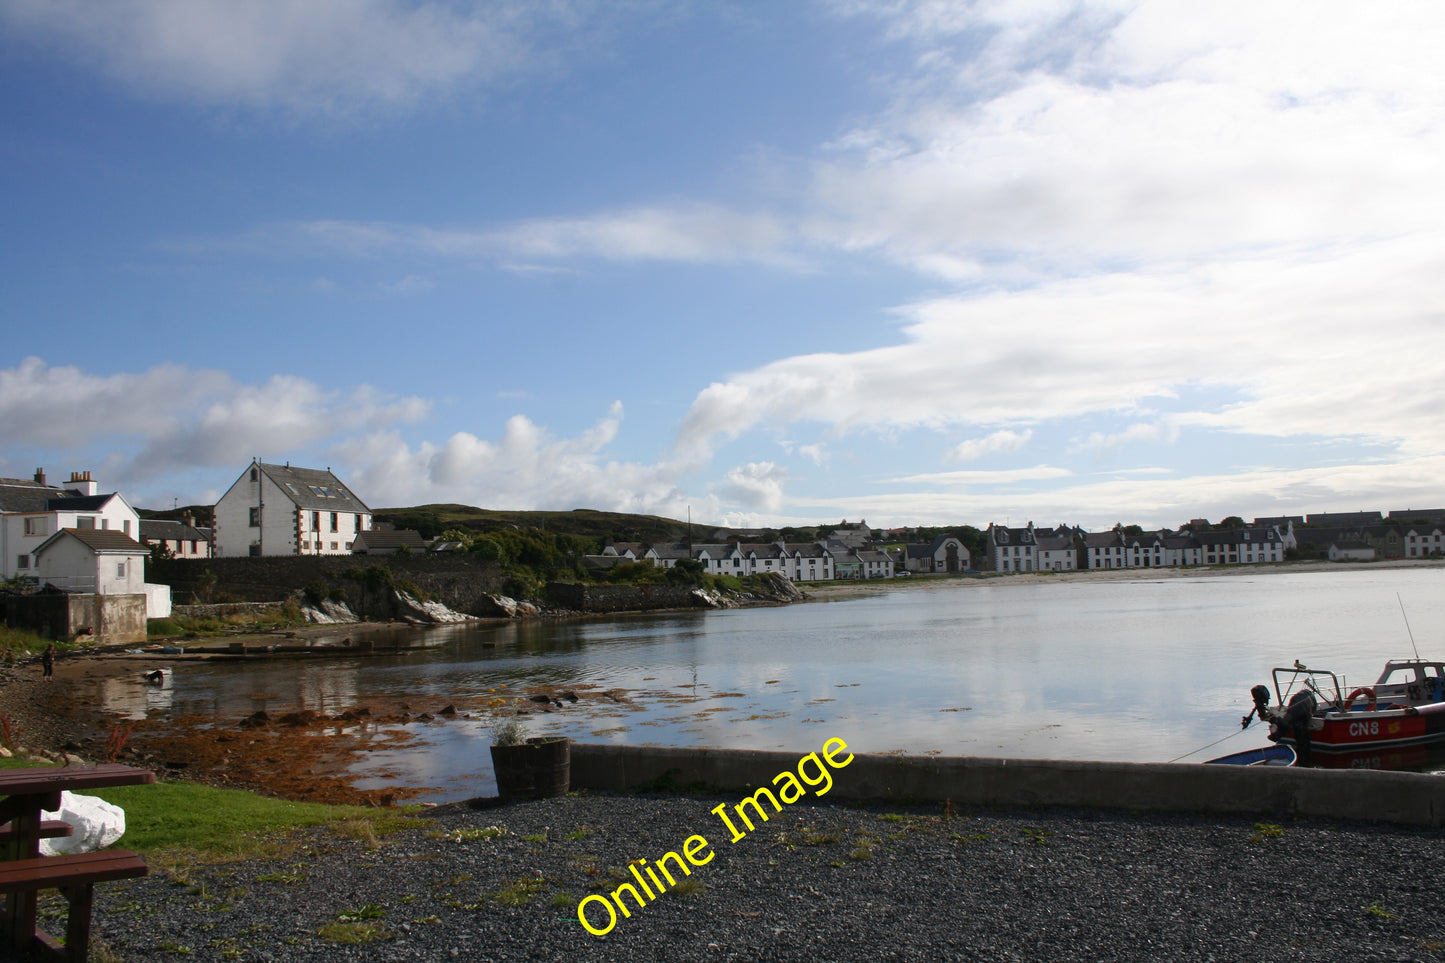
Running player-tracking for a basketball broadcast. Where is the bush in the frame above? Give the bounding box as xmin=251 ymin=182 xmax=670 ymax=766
xmin=147 ymin=619 xmax=184 ymax=637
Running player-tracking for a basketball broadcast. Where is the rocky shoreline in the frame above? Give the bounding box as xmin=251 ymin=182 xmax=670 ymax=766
xmin=87 ymin=791 xmax=1445 ymax=962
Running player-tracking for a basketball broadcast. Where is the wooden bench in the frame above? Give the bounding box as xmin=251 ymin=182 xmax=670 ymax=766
xmin=0 ymin=822 xmax=74 ymax=845
xmin=0 ymin=850 xmax=148 ymax=963
xmin=0 ymin=765 xmax=155 ymax=963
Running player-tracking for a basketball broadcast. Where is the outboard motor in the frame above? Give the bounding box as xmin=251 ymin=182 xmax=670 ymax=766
xmin=1279 ymin=689 xmax=1316 ymax=766
xmin=1242 ymin=684 xmax=1271 ymax=729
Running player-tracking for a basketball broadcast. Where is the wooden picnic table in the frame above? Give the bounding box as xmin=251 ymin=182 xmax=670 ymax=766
xmin=0 ymin=764 xmax=155 ymax=962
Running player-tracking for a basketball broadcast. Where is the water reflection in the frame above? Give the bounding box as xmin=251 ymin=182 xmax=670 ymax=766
xmin=101 ymin=567 xmax=1445 ymax=801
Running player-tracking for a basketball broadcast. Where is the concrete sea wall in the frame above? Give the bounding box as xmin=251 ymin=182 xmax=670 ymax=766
xmin=2 ymin=592 xmax=148 ymax=644
xmin=568 ymin=744 xmax=1445 ymax=828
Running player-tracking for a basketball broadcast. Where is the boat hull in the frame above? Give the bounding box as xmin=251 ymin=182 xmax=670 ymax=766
xmin=1275 ymin=700 xmax=1445 ymax=752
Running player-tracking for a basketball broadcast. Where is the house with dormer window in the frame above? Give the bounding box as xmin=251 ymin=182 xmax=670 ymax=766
xmin=214 ymin=460 xmax=372 ymax=557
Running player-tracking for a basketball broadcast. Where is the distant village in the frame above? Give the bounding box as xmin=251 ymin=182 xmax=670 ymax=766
xmin=3 ymin=459 xmax=1444 ymax=627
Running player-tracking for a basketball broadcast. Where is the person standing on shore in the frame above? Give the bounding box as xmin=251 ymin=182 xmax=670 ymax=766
xmin=41 ymin=643 xmax=55 ymax=681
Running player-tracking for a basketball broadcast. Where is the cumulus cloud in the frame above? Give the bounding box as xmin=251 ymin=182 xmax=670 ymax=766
xmin=951 ymin=429 xmax=1032 ymax=462
xmin=718 ymin=461 xmax=788 ymax=512
xmin=0 ymin=358 xmax=429 ymax=485
xmin=0 ymin=0 xmax=569 ymax=118
xmin=332 ymin=402 xmax=711 ymax=517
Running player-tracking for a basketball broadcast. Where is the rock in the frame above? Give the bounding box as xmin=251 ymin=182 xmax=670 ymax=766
xmin=41 ymin=792 xmax=126 ymax=856
xmin=528 ymin=694 xmax=552 ymax=704
xmin=474 ymin=594 xmax=520 ymax=618
xmin=439 ymin=705 xmax=457 ymax=717
xmin=276 ymin=710 xmax=319 ymax=728
xmin=239 ymin=710 xmax=270 ymax=729
xmin=393 ymin=589 xmax=474 ymax=624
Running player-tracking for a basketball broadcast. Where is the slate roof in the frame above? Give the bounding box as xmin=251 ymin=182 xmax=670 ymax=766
xmin=258 ymin=463 xmax=370 ymax=513
xmin=1305 ymin=511 xmax=1383 ymax=526
xmin=140 ymin=519 xmax=208 ymax=542
xmin=0 ymin=478 xmax=70 ymax=513
xmin=37 ymin=528 xmax=147 ymax=555
xmin=47 ymin=494 xmax=117 ymax=512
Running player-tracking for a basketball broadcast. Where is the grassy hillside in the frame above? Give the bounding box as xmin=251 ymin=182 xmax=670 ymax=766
xmin=370 ymin=505 xmax=713 ymax=545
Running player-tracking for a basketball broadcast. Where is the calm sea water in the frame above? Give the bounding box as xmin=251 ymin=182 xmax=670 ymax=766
xmin=104 ymin=567 xmax=1445 ymax=801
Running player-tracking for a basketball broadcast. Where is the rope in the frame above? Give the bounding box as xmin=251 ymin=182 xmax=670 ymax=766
xmin=1168 ymin=725 xmax=1253 ymax=763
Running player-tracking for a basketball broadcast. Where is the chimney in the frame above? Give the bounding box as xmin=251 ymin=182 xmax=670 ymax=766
xmin=68 ymin=470 xmax=99 ymax=497
xmin=34 ymin=468 xmax=46 ymax=486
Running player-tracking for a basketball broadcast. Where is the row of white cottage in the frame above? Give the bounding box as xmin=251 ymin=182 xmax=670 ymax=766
xmin=987 ymin=522 xmax=1294 ymax=572
xmin=599 ymin=534 xmax=975 ymax=581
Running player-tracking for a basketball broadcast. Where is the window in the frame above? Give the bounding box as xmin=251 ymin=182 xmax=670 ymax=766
xmin=116 ymin=562 xmax=127 ymax=578
xmin=354 ymin=514 xmax=363 ymax=532
xmin=330 ymin=512 xmax=338 ymax=532
xmin=251 ymin=467 xmax=259 ymax=482
xmin=123 ymin=520 xmax=131 ymax=535
xmin=16 ymin=555 xmax=29 ymax=570
xmin=24 ymin=517 xmax=48 ymax=536
xmin=312 ymin=511 xmax=320 ymax=530
xmin=249 ymin=507 xmax=261 ymax=527
xmin=330 ymin=541 xmax=339 ymax=551
xmin=101 ymin=518 xmax=110 ymax=530
xmin=77 ymin=517 xmax=95 ymax=529
xmin=190 ymin=540 xmax=198 ymax=554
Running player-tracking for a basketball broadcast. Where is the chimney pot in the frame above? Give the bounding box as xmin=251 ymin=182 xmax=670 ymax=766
xmin=34 ymin=468 xmax=46 ymax=486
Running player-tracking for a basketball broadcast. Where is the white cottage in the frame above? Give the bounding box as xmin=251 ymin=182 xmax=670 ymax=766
xmin=214 ymin=461 xmax=372 ymax=557
xmin=33 ymin=528 xmax=148 ymax=596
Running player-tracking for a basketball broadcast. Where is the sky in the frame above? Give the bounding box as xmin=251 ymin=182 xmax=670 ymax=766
xmin=3 ymin=0 xmax=1444 ymax=532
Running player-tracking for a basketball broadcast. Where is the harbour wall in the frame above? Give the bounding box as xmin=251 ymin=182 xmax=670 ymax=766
xmin=149 ymin=555 xmax=504 ymax=616
xmin=567 ymin=744 xmax=1445 ymax=828
xmin=544 ymin=582 xmax=703 ymax=613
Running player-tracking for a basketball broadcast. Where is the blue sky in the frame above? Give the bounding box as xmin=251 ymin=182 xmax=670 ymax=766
xmin=3 ymin=0 xmax=1443 ymax=530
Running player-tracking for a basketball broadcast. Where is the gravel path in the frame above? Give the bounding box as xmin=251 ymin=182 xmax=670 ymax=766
xmin=77 ymin=792 xmax=1445 ymax=963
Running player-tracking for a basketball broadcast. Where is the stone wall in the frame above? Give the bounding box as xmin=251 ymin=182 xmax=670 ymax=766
xmin=546 ymin=582 xmax=702 ymax=613
xmin=150 ymin=555 xmax=504 ymax=618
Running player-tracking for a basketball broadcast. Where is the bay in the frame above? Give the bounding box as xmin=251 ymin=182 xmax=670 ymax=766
xmin=105 ymin=566 xmax=1445 ymax=801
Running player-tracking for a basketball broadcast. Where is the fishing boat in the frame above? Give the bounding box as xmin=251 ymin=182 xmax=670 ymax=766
xmin=1242 ymin=659 xmax=1445 ymax=765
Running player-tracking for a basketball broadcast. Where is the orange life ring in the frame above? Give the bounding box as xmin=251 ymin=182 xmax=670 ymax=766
xmin=1344 ymin=686 xmax=1377 ymax=712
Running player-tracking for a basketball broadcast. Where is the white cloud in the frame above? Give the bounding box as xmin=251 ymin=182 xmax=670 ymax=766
xmin=891 ymin=465 xmax=1072 ymax=487
xmin=1069 ymin=422 xmax=1173 ymax=456
xmin=333 ymin=403 xmax=710 ymax=518
xmin=0 ymin=358 xmax=429 ymax=485
xmin=717 ymin=461 xmax=788 ymax=512
xmin=199 ymin=206 xmax=799 ymax=267
xmin=951 ymin=429 xmax=1032 ymax=462
xmin=380 ymin=274 xmax=434 ymax=295
xmin=808 ymin=455 xmax=1445 ymax=531
xmin=0 ymin=0 xmax=566 ymax=118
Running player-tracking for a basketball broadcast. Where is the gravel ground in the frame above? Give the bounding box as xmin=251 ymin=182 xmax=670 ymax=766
xmin=68 ymin=792 xmax=1445 ymax=963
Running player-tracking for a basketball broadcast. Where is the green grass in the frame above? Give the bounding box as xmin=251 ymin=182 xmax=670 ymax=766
xmin=0 ymin=758 xmax=426 ymax=858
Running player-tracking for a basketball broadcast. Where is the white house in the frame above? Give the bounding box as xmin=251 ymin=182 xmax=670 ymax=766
xmin=214 ymin=461 xmax=371 ymax=557
xmin=1 ymin=470 xmax=140 ymax=580
xmin=987 ymin=523 xmax=1038 ymax=572
xmin=1404 ymin=526 xmax=1445 ymax=558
